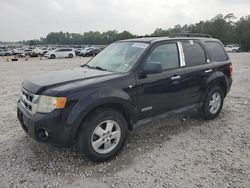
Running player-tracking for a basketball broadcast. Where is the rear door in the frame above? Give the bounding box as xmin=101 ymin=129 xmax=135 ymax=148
xmin=181 ymin=40 xmax=214 ymax=106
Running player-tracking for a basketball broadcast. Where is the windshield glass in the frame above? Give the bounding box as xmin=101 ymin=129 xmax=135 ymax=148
xmin=86 ymin=42 xmax=149 ymax=73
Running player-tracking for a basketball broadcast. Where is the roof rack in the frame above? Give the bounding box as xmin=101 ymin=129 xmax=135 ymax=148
xmin=169 ymin=33 xmax=212 ymax=38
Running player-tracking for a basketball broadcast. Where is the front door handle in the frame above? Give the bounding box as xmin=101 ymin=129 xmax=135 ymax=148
xmin=171 ymin=75 xmax=181 ymax=80
xmin=204 ymin=69 xmax=213 ymax=73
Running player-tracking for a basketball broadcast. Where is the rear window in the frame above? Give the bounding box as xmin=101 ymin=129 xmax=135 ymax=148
xmin=204 ymin=41 xmax=228 ymax=62
xmin=182 ymin=40 xmax=206 ymax=66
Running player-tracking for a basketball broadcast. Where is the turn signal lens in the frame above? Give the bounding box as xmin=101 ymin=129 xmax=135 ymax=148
xmin=55 ymin=97 xmax=66 ymax=109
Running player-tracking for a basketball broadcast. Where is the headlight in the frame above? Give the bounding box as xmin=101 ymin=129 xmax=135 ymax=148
xmin=36 ymin=95 xmax=66 ymax=113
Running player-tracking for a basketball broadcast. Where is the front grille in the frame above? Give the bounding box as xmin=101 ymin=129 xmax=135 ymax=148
xmin=20 ymin=88 xmax=38 ymax=113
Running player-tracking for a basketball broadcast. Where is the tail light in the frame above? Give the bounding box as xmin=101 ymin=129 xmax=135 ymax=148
xmin=229 ymin=63 xmax=233 ymax=78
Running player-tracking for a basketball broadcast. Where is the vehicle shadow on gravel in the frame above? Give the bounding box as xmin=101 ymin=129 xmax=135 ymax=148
xmin=21 ymin=109 xmax=208 ymax=178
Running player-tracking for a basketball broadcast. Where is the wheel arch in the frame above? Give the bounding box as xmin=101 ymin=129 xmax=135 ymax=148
xmin=73 ymin=100 xmax=136 ymax=141
xmin=202 ymin=72 xmax=229 ymax=102
xmin=65 ymin=87 xmax=137 ymax=141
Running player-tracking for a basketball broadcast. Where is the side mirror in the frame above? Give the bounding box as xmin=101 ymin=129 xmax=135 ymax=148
xmin=142 ymin=62 xmax=162 ymax=75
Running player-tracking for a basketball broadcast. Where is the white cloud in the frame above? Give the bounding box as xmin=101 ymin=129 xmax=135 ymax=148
xmin=0 ymin=0 xmax=249 ymax=41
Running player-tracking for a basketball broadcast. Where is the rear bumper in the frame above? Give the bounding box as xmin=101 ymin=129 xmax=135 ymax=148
xmin=17 ymin=101 xmax=75 ymax=146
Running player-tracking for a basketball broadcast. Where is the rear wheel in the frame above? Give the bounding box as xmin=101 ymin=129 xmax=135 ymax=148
xmin=199 ymin=86 xmax=224 ymax=120
xmin=68 ymin=54 xmax=73 ymax=58
xmin=77 ymin=108 xmax=128 ymax=162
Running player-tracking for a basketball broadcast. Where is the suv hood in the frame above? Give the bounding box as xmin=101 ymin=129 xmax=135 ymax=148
xmin=23 ymin=67 xmax=120 ymax=94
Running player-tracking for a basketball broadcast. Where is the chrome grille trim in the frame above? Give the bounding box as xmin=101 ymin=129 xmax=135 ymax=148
xmin=20 ymin=88 xmax=39 ymax=113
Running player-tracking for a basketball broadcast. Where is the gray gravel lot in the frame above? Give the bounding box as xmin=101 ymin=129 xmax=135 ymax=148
xmin=0 ymin=54 xmax=249 ymax=188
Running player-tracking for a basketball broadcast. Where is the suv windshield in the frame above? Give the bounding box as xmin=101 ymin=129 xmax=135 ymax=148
xmin=86 ymin=42 xmax=149 ymax=73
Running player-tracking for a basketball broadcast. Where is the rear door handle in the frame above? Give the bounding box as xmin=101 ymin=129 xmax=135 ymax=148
xmin=171 ymin=75 xmax=181 ymax=80
xmin=204 ymin=69 xmax=213 ymax=73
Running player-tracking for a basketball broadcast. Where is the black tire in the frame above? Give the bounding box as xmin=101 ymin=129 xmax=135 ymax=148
xmin=50 ymin=54 xmax=56 ymax=59
xmin=77 ymin=108 xmax=128 ymax=162
xmin=6 ymin=53 xmax=10 ymax=56
xmin=199 ymin=86 xmax=224 ymax=120
xmin=68 ymin=54 xmax=73 ymax=58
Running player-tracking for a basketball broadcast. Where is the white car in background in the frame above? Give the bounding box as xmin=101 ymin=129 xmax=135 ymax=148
xmin=13 ymin=48 xmax=24 ymax=55
xmin=45 ymin=48 xmax=75 ymax=59
xmin=225 ymin=44 xmax=240 ymax=52
xmin=32 ymin=47 xmax=56 ymax=57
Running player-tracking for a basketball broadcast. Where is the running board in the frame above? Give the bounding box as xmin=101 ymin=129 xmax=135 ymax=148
xmin=133 ymin=103 xmax=201 ymax=129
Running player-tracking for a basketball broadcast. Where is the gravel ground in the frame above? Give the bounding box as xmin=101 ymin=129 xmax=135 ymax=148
xmin=0 ymin=54 xmax=249 ymax=188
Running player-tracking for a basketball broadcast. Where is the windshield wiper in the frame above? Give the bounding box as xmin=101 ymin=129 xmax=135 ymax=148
xmin=92 ymin=66 xmax=108 ymax=71
xmin=81 ymin=64 xmax=90 ymax=68
xmin=82 ymin=64 xmax=107 ymax=71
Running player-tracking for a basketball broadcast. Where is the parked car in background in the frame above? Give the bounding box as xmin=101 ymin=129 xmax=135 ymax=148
xmin=79 ymin=47 xmax=101 ymax=56
xmin=0 ymin=49 xmax=14 ymax=56
xmin=0 ymin=49 xmax=5 ymax=56
xmin=225 ymin=44 xmax=240 ymax=52
xmin=84 ymin=48 xmax=101 ymax=57
xmin=75 ymin=48 xmax=84 ymax=56
xmin=45 ymin=48 xmax=75 ymax=59
xmin=39 ymin=47 xmax=49 ymax=55
xmin=13 ymin=48 xmax=24 ymax=55
xmin=44 ymin=47 xmax=56 ymax=54
xmin=31 ymin=48 xmax=41 ymax=57
xmin=31 ymin=47 xmax=56 ymax=57
xmin=20 ymin=49 xmax=33 ymax=57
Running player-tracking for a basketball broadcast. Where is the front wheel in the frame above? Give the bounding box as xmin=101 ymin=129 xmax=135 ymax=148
xmin=77 ymin=108 xmax=128 ymax=162
xmin=68 ymin=54 xmax=73 ymax=58
xmin=50 ymin=54 xmax=56 ymax=59
xmin=199 ymin=86 xmax=224 ymax=120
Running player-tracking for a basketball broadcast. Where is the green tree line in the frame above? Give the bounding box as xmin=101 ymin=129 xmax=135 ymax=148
xmin=22 ymin=13 xmax=250 ymax=51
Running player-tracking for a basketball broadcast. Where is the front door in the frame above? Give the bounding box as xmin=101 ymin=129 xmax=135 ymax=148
xmin=136 ymin=42 xmax=186 ymax=120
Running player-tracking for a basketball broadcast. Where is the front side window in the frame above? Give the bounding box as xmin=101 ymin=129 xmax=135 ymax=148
xmin=146 ymin=43 xmax=179 ymax=70
xmin=205 ymin=41 xmax=228 ymax=62
xmin=182 ymin=40 xmax=206 ymax=66
xmin=86 ymin=42 xmax=149 ymax=73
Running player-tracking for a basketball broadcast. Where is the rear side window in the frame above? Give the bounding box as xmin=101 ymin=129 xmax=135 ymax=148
xmin=204 ymin=41 xmax=228 ymax=62
xmin=146 ymin=43 xmax=179 ymax=70
xmin=182 ymin=40 xmax=206 ymax=66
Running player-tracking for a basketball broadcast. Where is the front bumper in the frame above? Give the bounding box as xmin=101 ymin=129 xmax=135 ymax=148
xmin=17 ymin=101 xmax=75 ymax=146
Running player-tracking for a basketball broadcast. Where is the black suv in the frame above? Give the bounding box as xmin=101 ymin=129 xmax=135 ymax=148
xmin=17 ymin=34 xmax=232 ymax=162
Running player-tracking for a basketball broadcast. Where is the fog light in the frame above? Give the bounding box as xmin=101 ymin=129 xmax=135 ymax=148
xmin=37 ymin=128 xmax=50 ymax=140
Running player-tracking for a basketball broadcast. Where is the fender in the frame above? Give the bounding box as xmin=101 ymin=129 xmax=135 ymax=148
xmin=65 ymin=87 xmax=137 ymax=138
xmin=201 ymin=70 xmax=230 ymax=102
